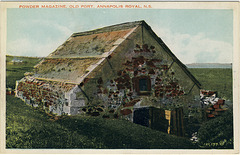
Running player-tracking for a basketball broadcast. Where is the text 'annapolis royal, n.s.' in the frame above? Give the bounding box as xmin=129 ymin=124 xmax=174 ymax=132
xmin=19 ymin=4 xmax=152 ymax=9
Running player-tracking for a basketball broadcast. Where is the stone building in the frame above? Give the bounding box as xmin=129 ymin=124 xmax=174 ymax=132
xmin=16 ymin=21 xmax=202 ymax=129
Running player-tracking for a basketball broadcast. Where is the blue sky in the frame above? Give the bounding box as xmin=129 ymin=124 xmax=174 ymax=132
xmin=7 ymin=8 xmax=233 ymax=64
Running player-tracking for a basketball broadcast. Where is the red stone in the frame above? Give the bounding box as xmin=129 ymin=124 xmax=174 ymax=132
xmin=207 ymin=114 xmax=215 ymax=118
xmin=208 ymin=91 xmax=216 ymax=96
xmin=215 ymin=109 xmax=224 ymax=112
xmin=213 ymin=104 xmax=219 ymax=109
xmin=120 ymin=109 xmax=132 ymax=115
xmin=217 ymin=99 xmax=225 ymax=105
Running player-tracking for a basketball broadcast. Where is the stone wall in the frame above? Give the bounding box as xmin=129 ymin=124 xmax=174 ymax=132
xmin=81 ymin=25 xmax=201 ymax=112
xmin=79 ymin=43 xmax=191 ymax=120
xmin=15 ymin=76 xmax=85 ymax=115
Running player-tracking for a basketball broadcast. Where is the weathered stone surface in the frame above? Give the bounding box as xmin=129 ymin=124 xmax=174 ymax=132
xmin=70 ymin=107 xmax=80 ymax=115
xmin=63 ymin=106 xmax=70 ymax=114
xmin=15 ymin=21 xmax=202 ymax=122
xmin=70 ymin=93 xmax=76 ymax=101
xmin=70 ymin=99 xmax=85 ymax=107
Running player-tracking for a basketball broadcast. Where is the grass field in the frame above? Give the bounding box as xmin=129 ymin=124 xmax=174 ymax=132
xmin=6 ymin=95 xmax=196 ymax=149
xmin=6 ymin=55 xmax=42 ymax=89
xmin=189 ymin=68 xmax=232 ymax=101
xmin=5 ymin=55 xmax=233 ymax=149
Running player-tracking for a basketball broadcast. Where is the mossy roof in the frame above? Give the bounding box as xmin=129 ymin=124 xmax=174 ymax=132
xmin=48 ymin=21 xmax=143 ymax=58
xmin=33 ymin=20 xmax=201 ymax=87
xmin=34 ymin=21 xmax=141 ymax=84
xmin=34 ymin=58 xmax=101 ymax=83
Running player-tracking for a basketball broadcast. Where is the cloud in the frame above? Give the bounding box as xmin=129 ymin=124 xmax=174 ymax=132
xmin=7 ymin=22 xmax=233 ymax=64
xmin=7 ymin=37 xmax=66 ymax=57
xmin=152 ymin=26 xmax=233 ymax=64
xmin=31 ymin=20 xmax=73 ymax=37
xmin=7 ymin=21 xmax=73 ymax=57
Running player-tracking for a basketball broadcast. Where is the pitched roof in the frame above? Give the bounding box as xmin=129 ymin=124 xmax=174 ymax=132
xmin=34 ymin=21 xmax=140 ymax=84
xmin=33 ymin=20 xmax=201 ymax=88
xmin=48 ymin=21 xmax=142 ymax=58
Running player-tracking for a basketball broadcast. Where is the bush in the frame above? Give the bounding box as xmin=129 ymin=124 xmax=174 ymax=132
xmin=197 ymin=108 xmax=233 ymax=149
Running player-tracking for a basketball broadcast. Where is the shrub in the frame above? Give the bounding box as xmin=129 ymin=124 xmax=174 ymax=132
xmin=197 ymin=108 xmax=233 ymax=149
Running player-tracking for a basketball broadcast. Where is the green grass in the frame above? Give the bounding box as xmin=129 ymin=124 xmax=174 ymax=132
xmin=198 ymin=108 xmax=233 ymax=149
xmin=6 ymin=55 xmax=196 ymax=149
xmin=6 ymin=55 xmax=41 ymax=89
xmin=6 ymin=95 xmax=196 ymax=149
xmin=189 ymin=68 xmax=232 ymax=101
xmin=6 ymin=55 xmax=233 ymax=149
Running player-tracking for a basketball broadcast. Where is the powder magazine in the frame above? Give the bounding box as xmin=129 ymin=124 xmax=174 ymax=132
xmin=0 ymin=1 xmax=239 ymax=154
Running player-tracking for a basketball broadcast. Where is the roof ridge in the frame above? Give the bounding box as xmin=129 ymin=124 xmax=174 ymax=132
xmin=71 ymin=20 xmax=145 ymax=37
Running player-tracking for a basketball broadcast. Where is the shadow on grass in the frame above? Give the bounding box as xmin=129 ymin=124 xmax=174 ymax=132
xmin=6 ymin=95 xmax=196 ymax=149
xmin=55 ymin=116 xmax=197 ymax=149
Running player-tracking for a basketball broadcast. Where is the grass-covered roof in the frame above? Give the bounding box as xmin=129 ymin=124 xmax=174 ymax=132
xmin=33 ymin=20 xmax=200 ymax=87
xmin=48 ymin=21 xmax=143 ymax=58
xmin=34 ymin=21 xmax=142 ymax=83
xmin=34 ymin=58 xmax=100 ymax=83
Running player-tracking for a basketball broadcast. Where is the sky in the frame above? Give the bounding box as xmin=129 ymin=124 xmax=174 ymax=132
xmin=7 ymin=8 xmax=233 ymax=64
